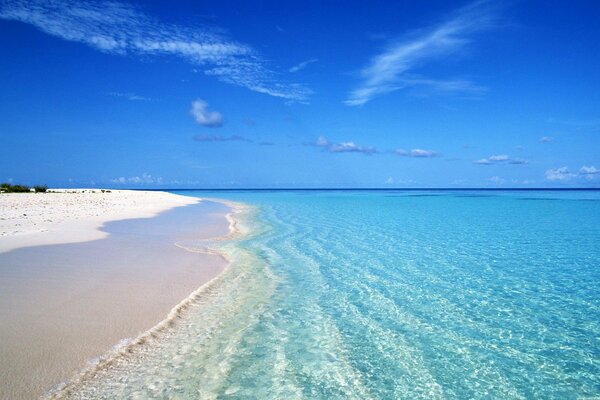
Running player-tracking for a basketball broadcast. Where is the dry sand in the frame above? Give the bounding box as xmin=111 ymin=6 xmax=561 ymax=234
xmin=0 ymin=189 xmax=200 ymax=253
xmin=0 ymin=190 xmax=232 ymax=399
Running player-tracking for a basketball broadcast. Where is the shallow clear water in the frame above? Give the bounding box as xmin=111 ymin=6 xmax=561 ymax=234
xmin=59 ymin=190 xmax=600 ymax=399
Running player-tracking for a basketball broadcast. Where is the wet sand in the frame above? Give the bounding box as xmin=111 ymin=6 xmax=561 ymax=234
xmin=0 ymin=200 xmax=230 ymax=400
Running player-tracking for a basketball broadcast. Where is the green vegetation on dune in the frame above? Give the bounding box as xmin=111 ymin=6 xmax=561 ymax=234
xmin=0 ymin=183 xmax=47 ymax=193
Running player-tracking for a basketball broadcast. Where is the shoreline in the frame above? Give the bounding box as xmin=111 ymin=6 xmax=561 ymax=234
xmin=48 ymin=199 xmax=251 ymax=399
xmin=0 ymin=190 xmax=244 ymax=399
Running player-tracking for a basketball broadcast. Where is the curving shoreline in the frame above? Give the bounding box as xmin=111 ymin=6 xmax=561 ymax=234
xmin=0 ymin=191 xmax=242 ymax=400
xmin=45 ymin=198 xmax=253 ymax=400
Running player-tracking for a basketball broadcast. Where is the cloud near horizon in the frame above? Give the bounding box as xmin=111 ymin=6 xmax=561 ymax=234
xmin=315 ymin=136 xmax=377 ymax=155
xmin=190 ymin=99 xmax=224 ymax=127
xmin=395 ymin=148 xmax=439 ymax=158
xmin=110 ymin=172 xmax=162 ymax=185
xmin=344 ymin=0 xmax=495 ymax=106
xmin=474 ymin=154 xmax=528 ymax=165
xmin=545 ymin=165 xmax=599 ymax=182
xmin=192 ymin=134 xmax=277 ymax=146
xmin=0 ymin=0 xmax=311 ymax=101
xmin=193 ymin=134 xmax=250 ymax=142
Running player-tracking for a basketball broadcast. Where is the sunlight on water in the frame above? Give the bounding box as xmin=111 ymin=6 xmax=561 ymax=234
xmin=55 ymin=191 xmax=600 ymax=399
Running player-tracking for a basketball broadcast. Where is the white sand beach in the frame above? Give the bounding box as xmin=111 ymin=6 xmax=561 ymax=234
xmin=0 ymin=189 xmax=200 ymax=253
xmin=0 ymin=190 xmax=231 ymax=399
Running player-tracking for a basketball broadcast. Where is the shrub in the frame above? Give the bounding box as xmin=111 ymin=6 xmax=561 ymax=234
xmin=0 ymin=183 xmax=46 ymax=193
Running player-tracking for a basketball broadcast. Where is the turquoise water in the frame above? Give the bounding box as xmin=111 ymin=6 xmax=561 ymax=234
xmin=58 ymin=190 xmax=600 ymax=399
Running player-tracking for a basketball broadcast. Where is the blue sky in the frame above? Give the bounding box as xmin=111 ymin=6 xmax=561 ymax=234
xmin=0 ymin=0 xmax=599 ymax=188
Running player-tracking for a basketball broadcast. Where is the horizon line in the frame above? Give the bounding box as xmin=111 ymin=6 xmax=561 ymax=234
xmin=130 ymin=187 xmax=600 ymax=191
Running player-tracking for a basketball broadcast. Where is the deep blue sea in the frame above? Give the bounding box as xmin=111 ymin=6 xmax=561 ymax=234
xmin=60 ymin=190 xmax=600 ymax=399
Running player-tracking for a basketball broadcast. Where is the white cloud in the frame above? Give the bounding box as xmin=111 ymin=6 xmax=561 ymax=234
xmin=545 ymin=165 xmax=598 ymax=182
xmin=385 ymin=176 xmax=394 ymax=184
xmin=0 ymin=0 xmax=310 ymax=101
xmin=315 ymin=136 xmax=377 ymax=155
xmin=108 ymin=92 xmax=151 ymax=101
xmin=410 ymin=149 xmax=438 ymax=158
xmin=545 ymin=167 xmax=577 ymax=181
xmin=488 ymin=154 xmax=509 ymax=162
xmin=190 ymin=99 xmax=223 ymax=127
xmin=539 ymin=136 xmax=553 ymax=143
xmin=289 ymin=58 xmax=318 ymax=73
xmin=579 ymin=165 xmax=599 ymax=179
xmin=193 ymin=134 xmax=250 ymax=142
xmin=395 ymin=148 xmax=439 ymax=158
xmin=474 ymin=154 xmax=528 ymax=165
xmin=110 ymin=173 xmax=163 ymax=185
xmin=579 ymin=165 xmax=598 ymax=175
xmin=330 ymin=142 xmax=374 ymax=154
xmin=344 ymin=1 xmax=496 ymax=106
xmin=410 ymin=149 xmax=437 ymax=158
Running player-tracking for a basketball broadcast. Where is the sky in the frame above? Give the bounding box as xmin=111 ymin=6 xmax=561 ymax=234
xmin=0 ymin=0 xmax=599 ymax=188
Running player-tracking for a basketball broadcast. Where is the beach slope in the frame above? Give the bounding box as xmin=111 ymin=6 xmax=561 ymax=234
xmin=0 ymin=190 xmax=230 ymax=399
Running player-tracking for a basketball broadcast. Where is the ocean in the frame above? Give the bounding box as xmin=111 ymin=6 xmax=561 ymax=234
xmin=56 ymin=190 xmax=600 ymax=399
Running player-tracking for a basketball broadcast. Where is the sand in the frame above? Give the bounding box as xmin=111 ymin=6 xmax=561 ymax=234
xmin=0 ymin=190 xmax=232 ymax=399
xmin=0 ymin=189 xmax=200 ymax=253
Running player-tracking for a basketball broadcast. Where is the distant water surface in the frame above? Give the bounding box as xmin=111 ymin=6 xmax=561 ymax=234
xmin=60 ymin=190 xmax=600 ymax=399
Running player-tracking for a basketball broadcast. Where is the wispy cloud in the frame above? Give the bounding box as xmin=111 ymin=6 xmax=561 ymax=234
xmin=110 ymin=172 xmax=162 ymax=185
xmin=0 ymin=0 xmax=310 ymax=101
xmin=539 ymin=136 xmax=553 ymax=143
xmin=193 ymin=134 xmax=250 ymax=142
xmin=315 ymin=136 xmax=377 ymax=155
xmin=289 ymin=58 xmax=318 ymax=73
xmin=108 ymin=92 xmax=151 ymax=101
xmin=190 ymin=99 xmax=223 ymax=127
xmin=344 ymin=1 xmax=496 ymax=106
xmin=395 ymin=148 xmax=439 ymax=158
xmin=474 ymin=154 xmax=528 ymax=165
